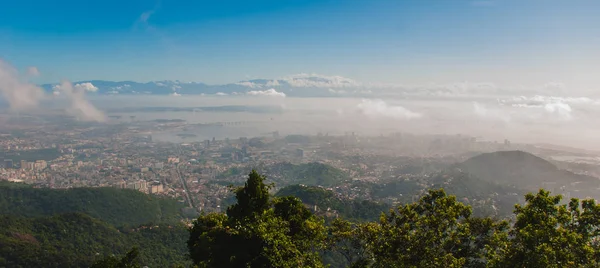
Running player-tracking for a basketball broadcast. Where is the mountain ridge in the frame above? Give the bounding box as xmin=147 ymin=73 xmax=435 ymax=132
xmin=458 ymin=150 xmax=599 ymax=193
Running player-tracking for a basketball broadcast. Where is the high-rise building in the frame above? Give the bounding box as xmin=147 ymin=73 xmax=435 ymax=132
xmin=34 ymin=160 xmax=47 ymax=170
xmin=4 ymin=159 xmax=13 ymax=169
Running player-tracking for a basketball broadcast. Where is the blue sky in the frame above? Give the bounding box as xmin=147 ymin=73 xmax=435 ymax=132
xmin=1 ymin=0 xmax=599 ymax=87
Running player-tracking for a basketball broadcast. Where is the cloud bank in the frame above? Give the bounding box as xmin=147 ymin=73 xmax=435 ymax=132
xmin=247 ymin=88 xmax=286 ymax=97
xmin=0 ymin=60 xmax=45 ymax=110
xmin=74 ymin=82 xmax=99 ymax=92
xmin=473 ymin=102 xmax=511 ymax=122
xmin=27 ymin=66 xmax=40 ymax=77
xmin=357 ymin=99 xmax=421 ymax=120
xmin=54 ymin=81 xmax=106 ymax=122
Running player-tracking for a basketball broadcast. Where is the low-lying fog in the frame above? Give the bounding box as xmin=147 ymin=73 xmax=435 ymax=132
xmin=47 ymin=94 xmax=599 ymax=150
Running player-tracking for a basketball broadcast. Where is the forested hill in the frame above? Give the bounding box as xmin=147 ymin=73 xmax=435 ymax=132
xmin=267 ymin=162 xmax=349 ymax=187
xmin=276 ymin=184 xmax=389 ymax=221
xmin=0 ymin=213 xmax=190 ymax=267
xmin=459 ymin=150 xmax=598 ymax=190
xmin=0 ymin=182 xmax=192 ymax=267
xmin=0 ymin=182 xmax=186 ymax=227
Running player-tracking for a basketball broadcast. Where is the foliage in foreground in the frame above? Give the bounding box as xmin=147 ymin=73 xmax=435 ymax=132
xmin=189 ymin=170 xmax=600 ymax=268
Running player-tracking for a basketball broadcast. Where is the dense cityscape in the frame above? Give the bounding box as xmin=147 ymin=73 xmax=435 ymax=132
xmin=3 ymin=0 xmax=600 ymax=266
xmin=2 ymin=113 xmax=600 ymax=219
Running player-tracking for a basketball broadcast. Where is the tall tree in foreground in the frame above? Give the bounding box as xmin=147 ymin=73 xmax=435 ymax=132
xmin=491 ymin=189 xmax=600 ymax=268
xmin=358 ymin=189 xmax=507 ymax=268
xmin=187 ymin=170 xmax=327 ymax=268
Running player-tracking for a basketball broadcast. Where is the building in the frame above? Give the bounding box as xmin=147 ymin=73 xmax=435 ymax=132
xmin=3 ymin=159 xmax=12 ymax=169
xmin=34 ymin=160 xmax=47 ymax=170
xmin=127 ymin=180 xmax=148 ymax=193
xmin=149 ymin=183 xmax=164 ymax=194
xmin=154 ymin=162 xmax=164 ymax=170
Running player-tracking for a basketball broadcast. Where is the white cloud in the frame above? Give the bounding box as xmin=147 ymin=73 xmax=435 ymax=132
xmin=235 ymin=81 xmax=262 ymax=88
xmin=265 ymin=80 xmax=280 ymax=87
xmin=215 ymin=92 xmax=228 ymax=96
xmin=0 ymin=60 xmax=45 ymax=110
xmin=112 ymin=84 xmax=131 ymax=91
xmin=357 ymin=99 xmax=421 ymax=120
xmin=54 ymin=81 xmax=106 ymax=122
xmin=328 ymin=88 xmax=347 ymax=94
xmin=247 ymin=88 xmax=286 ymax=97
xmin=171 ymin=92 xmax=181 ymax=97
xmin=171 ymin=85 xmax=181 ymax=91
xmin=282 ymin=73 xmax=360 ymax=88
xmin=74 ymin=82 xmax=98 ymax=92
xmin=499 ymin=95 xmax=597 ymax=107
xmin=544 ymin=102 xmax=572 ymax=120
xmin=27 ymin=66 xmax=40 ymax=77
xmin=495 ymin=95 xmax=578 ymax=121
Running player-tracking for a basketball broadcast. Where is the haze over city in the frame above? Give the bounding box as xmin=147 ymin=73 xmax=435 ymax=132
xmin=2 ymin=1 xmax=600 ymax=267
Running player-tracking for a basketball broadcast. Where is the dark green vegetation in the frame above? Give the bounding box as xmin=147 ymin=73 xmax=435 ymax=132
xmin=190 ymin=170 xmax=600 ymax=268
xmin=267 ymin=162 xmax=349 ymax=187
xmin=0 ymin=184 xmax=184 ymax=227
xmin=276 ymin=185 xmax=389 ymax=222
xmin=5 ymin=148 xmax=600 ymax=267
xmin=0 ymin=213 xmax=190 ymax=268
xmin=188 ymin=170 xmax=326 ymax=267
xmin=0 ymin=182 xmax=191 ymax=268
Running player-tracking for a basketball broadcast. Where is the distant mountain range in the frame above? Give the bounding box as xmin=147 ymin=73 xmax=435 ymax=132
xmin=40 ymin=74 xmax=566 ymax=98
xmin=41 ymin=74 xmax=375 ymax=97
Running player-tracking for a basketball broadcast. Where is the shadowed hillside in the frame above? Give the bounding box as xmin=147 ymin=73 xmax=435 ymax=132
xmin=459 ymin=150 xmax=599 ymax=194
xmin=0 ymin=182 xmax=185 ymax=227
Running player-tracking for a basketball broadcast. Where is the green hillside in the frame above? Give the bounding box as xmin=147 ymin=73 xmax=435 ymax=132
xmin=0 ymin=183 xmax=190 ymax=267
xmin=0 ymin=213 xmax=190 ymax=268
xmin=0 ymin=183 xmax=185 ymax=227
xmin=276 ymin=184 xmax=389 ymax=221
xmin=269 ymin=162 xmax=349 ymax=187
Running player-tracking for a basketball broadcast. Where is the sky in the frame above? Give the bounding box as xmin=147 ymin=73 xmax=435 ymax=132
xmin=1 ymin=0 xmax=599 ymax=89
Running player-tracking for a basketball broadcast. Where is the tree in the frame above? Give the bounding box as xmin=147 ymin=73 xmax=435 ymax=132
xmin=491 ymin=189 xmax=600 ymax=267
xmin=188 ymin=170 xmax=327 ymax=268
xmin=359 ymin=189 xmax=505 ymax=268
xmin=326 ymin=218 xmax=371 ymax=267
xmin=91 ymin=247 xmax=141 ymax=268
xmin=226 ymin=170 xmax=271 ymax=222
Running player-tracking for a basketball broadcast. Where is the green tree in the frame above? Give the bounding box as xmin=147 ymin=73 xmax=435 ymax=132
xmin=326 ymin=218 xmax=371 ymax=267
xmin=188 ymin=170 xmax=327 ymax=268
xmin=91 ymin=247 xmax=141 ymax=268
xmin=359 ymin=189 xmax=506 ymax=268
xmin=492 ymin=189 xmax=600 ymax=268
